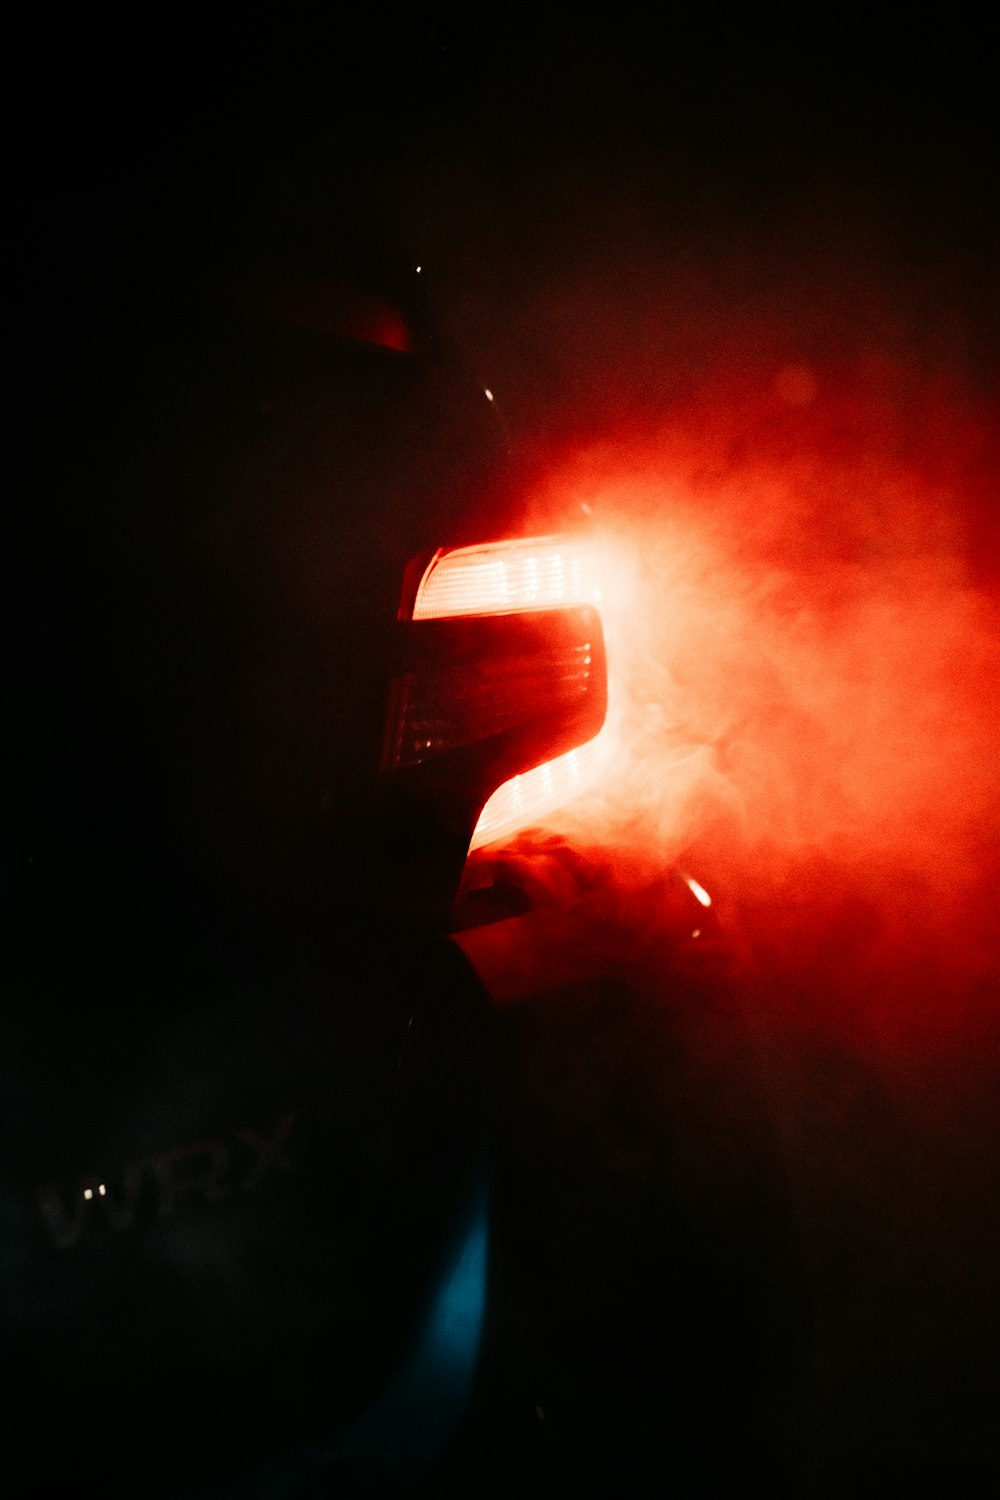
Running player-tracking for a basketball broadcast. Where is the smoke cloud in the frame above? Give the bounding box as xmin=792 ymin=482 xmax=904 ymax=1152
xmin=417 ymin=175 xmax=1000 ymax=1053
xmin=391 ymin=40 xmax=1000 ymax=1481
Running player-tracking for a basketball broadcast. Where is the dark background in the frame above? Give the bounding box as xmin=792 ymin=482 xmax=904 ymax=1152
xmin=7 ymin=10 xmax=999 ymax=1496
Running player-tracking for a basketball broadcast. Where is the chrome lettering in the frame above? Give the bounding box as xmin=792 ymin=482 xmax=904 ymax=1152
xmin=36 ymin=1163 xmax=144 ymax=1251
xmin=234 ymin=1111 xmax=299 ymax=1191
xmin=151 ymin=1138 xmax=230 ymax=1218
xmin=36 ymin=1110 xmax=299 ymax=1250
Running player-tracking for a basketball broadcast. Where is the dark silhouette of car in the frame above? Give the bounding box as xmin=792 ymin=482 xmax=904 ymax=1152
xmin=4 ymin=116 xmax=614 ymax=1499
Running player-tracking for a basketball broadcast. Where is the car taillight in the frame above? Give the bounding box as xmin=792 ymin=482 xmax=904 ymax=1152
xmin=382 ymin=534 xmax=607 ymax=874
xmin=411 ymin=535 xmax=593 ymax=619
xmin=469 ymin=737 xmax=602 ymax=850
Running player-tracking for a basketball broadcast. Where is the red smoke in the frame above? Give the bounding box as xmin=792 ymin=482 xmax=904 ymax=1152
xmin=406 ymin=63 xmax=999 ymax=1476
xmin=513 ymin=340 xmax=1000 ymax=1056
xmin=413 ymin=155 xmax=1000 ymax=1055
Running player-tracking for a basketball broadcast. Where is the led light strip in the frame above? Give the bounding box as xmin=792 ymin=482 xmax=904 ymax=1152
xmin=412 ymin=535 xmax=596 ymax=620
xmin=469 ymin=734 xmax=606 ymax=851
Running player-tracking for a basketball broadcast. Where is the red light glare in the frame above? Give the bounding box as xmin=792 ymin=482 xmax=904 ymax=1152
xmin=493 ymin=350 xmax=1000 ymax=1051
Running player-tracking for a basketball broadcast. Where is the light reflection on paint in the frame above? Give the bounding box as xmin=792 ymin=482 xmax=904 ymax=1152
xmin=318 ymin=1176 xmax=489 ymax=1483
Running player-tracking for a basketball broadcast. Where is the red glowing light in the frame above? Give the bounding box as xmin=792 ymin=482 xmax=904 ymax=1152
xmin=412 ymin=535 xmax=597 ymax=620
xmin=257 ymin=273 xmax=413 ymax=351
xmin=404 ymin=534 xmax=606 ymax=847
xmin=485 ymin=318 xmax=1000 ymax=1055
xmin=470 ymin=735 xmax=607 ymax=851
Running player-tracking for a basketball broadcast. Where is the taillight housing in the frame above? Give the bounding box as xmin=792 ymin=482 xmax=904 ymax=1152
xmin=381 ymin=534 xmax=607 ymax=895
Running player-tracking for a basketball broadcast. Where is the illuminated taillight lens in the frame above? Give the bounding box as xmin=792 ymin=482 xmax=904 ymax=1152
xmin=411 ymin=535 xmax=596 ymax=619
xmin=469 ymin=738 xmax=602 ymax=850
xmin=385 ymin=532 xmax=607 ymax=863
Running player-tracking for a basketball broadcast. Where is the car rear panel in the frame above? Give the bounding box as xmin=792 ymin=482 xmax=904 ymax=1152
xmin=5 ymin=163 xmax=514 ymax=1493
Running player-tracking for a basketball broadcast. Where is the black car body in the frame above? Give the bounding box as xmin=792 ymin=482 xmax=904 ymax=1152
xmin=4 ymin=127 xmax=612 ymax=1498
